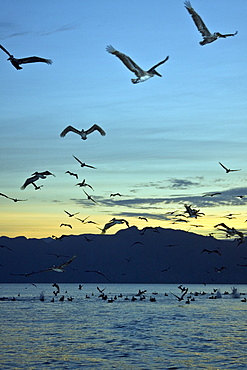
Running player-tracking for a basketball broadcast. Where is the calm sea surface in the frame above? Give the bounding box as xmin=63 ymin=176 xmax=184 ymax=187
xmin=0 ymin=283 xmax=246 ymax=369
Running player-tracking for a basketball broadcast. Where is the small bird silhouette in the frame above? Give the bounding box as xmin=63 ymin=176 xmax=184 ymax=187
xmin=0 ymin=193 xmax=27 ymax=202
xmin=65 ymin=171 xmax=78 ymax=179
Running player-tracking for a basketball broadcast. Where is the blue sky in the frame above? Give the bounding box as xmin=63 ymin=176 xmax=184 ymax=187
xmin=1 ymin=0 xmax=247 ymax=238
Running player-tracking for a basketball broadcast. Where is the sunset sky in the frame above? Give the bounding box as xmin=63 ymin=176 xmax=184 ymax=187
xmin=1 ymin=0 xmax=247 ymax=239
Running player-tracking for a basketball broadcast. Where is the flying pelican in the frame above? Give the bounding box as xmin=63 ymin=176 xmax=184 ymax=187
xmin=85 ymin=270 xmax=111 ymax=282
xmin=75 ymin=216 xmax=90 ymax=223
xmin=184 ymin=1 xmax=238 ymax=45
xmin=106 ymin=45 xmax=169 ymax=84
xmin=184 ymin=204 xmax=204 ymax=218
xmin=60 ymin=124 xmax=106 ymax=140
xmin=170 ymin=287 xmax=188 ymax=301
xmin=72 ymin=155 xmax=96 ymax=169
xmin=65 ymin=171 xmax=78 ymax=179
xmin=64 ymin=210 xmax=79 ymax=217
xmin=76 ymin=179 xmax=94 ymax=190
xmin=0 ymin=193 xmax=27 ymax=202
xmin=138 ymin=216 xmax=148 ymax=222
xmin=21 ymin=171 xmax=55 ymax=190
xmin=100 ymin=218 xmax=129 ymax=234
xmin=219 ymin=162 xmax=241 ymax=173
xmin=0 ymin=44 xmax=52 ymax=69
xmin=60 ymin=223 xmax=73 ymax=229
xmin=11 ymin=255 xmax=77 ymax=276
xmin=83 ymin=190 xmax=98 ymax=204
xmin=110 ymin=193 xmax=121 ymax=197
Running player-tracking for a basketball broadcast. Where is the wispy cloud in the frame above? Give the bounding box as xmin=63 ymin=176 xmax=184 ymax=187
xmin=39 ymin=23 xmax=78 ymax=36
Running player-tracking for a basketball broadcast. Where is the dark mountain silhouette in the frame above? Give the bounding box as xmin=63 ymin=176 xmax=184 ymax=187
xmin=0 ymin=227 xmax=246 ymax=283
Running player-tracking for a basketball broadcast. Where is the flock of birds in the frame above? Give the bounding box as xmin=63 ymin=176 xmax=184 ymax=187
xmin=0 ymin=2 xmax=243 ymax=251
xmin=1 ymin=284 xmax=246 ymax=304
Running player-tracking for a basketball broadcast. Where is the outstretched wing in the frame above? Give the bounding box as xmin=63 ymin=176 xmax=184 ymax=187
xmin=85 ymin=124 xmax=106 ymax=136
xmin=60 ymin=126 xmax=81 ymax=137
xmin=217 ymin=31 xmax=238 ymax=38
xmin=58 ymin=255 xmax=77 ymax=269
xmin=72 ymin=155 xmax=83 ymax=165
xmin=218 ymin=162 xmax=228 ymax=171
xmin=17 ymin=56 xmax=52 ymax=65
xmin=148 ymin=56 xmax=169 ymax=72
xmin=184 ymin=1 xmax=211 ymax=37
xmin=106 ymin=45 xmax=144 ymax=76
xmin=0 ymin=44 xmax=12 ymax=57
xmin=0 ymin=193 xmax=9 ymax=199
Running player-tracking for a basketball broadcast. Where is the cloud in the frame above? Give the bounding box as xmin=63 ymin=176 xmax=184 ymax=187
xmin=167 ymin=177 xmax=204 ymax=189
xmin=39 ymin=23 xmax=78 ymax=36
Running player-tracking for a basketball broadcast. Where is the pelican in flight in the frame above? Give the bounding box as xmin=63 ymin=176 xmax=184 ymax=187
xmin=106 ymin=45 xmax=169 ymax=84
xmin=21 ymin=171 xmax=55 ymax=190
xmin=0 ymin=44 xmax=52 ymax=70
xmin=60 ymin=124 xmax=106 ymax=140
xmin=184 ymin=1 xmax=238 ymax=45
xmin=219 ymin=162 xmax=241 ymax=173
xmin=65 ymin=171 xmax=78 ymax=179
xmin=11 ymin=255 xmax=77 ymax=276
xmin=184 ymin=204 xmax=204 ymax=218
xmin=76 ymin=179 xmax=94 ymax=191
xmin=64 ymin=210 xmax=79 ymax=217
xmin=100 ymin=218 xmax=129 ymax=234
xmin=72 ymin=155 xmax=96 ymax=169
xmin=0 ymin=192 xmax=27 ymax=202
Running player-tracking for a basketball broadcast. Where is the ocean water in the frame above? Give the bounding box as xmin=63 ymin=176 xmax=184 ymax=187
xmin=0 ymin=283 xmax=246 ymax=370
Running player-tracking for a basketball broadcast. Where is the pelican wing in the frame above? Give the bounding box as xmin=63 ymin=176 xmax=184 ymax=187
xmin=72 ymin=155 xmax=83 ymax=165
xmin=0 ymin=193 xmax=9 ymax=199
xmin=184 ymin=1 xmax=211 ymax=37
xmin=85 ymin=124 xmax=106 ymax=136
xmin=148 ymin=56 xmax=169 ymax=72
xmin=16 ymin=56 xmax=52 ymax=65
xmin=60 ymin=126 xmax=82 ymax=137
xmin=217 ymin=31 xmax=238 ymax=38
xmin=0 ymin=44 xmax=12 ymax=57
xmin=219 ymin=162 xmax=228 ymax=171
xmin=58 ymin=255 xmax=77 ymax=269
xmin=21 ymin=175 xmax=39 ymax=190
xmin=106 ymin=45 xmax=144 ymax=76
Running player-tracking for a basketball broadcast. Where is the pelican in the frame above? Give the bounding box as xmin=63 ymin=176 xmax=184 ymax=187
xmin=64 ymin=210 xmax=79 ymax=217
xmin=0 ymin=193 xmax=27 ymax=202
xmin=202 ymin=192 xmax=221 ymax=197
xmin=110 ymin=193 xmax=121 ymax=197
xmin=83 ymin=190 xmax=98 ymax=204
xmin=138 ymin=216 xmax=148 ymax=222
xmin=201 ymin=249 xmax=222 ymax=256
xmin=85 ymin=270 xmax=111 ymax=282
xmin=0 ymin=44 xmax=52 ymax=69
xmin=170 ymin=287 xmax=188 ymax=301
xmin=184 ymin=204 xmax=204 ymax=218
xmin=106 ymin=45 xmax=169 ymax=84
xmin=75 ymin=216 xmax=90 ymax=223
xmin=11 ymin=255 xmax=77 ymax=276
xmin=219 ymin=162 xmax=241 ymax=173
xmin=60 ymin=223 xmax=72 ymax=229
xmin=60 ymin=124 xmax=106 ymax=140
xmin=72 ymin=155 xmax=96 ymax=169
xmin=21 ymin=171 xmax=54 ymax=190
xmin=65 ymin=171 xmax=78 ymax=179
xmin=100 ymin=218 xmax=129 ymax=234
xmin=76 ymin=179 xmax=94 ymax=190
xmin=184 ymin=1 xmax=238 ymax=45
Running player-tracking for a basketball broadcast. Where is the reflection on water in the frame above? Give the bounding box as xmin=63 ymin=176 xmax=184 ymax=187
xmin=1 ymin=283 xmax=247 ymax=369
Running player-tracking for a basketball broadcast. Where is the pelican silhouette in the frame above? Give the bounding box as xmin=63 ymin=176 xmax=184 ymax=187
xmin=60 ymin=124 xmax=106 ymax=140
xmin=184 ymin=1 xmax=238 ymax=45
xmin=0 ymin=193 xmax=27 ymax=202
xmin=65 ymin=171 xmax=78 ymax=179
xmin=76 ymin=179 xmax=94 ymax=191
xmin=0 ymin=44 xmax=52 ymax=69
xmin=219 ymin=162 xmax=241 ymax=173
xmin=21 ymin=171 xmax=55 ymax=190
xmin=100 ymin=218 xmax=129 ymax=234
xmin=11 ymin=255 xmax=77 ymax=276
xmin=72 ymin=155 xmax=96 ymax=169
xmin=106 ymin=45 xmax=169 ymax=84
xmin=64 ymin=210 xmax=79 ymax=217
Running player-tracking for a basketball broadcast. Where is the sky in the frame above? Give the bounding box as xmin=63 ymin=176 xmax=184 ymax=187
xmin=0 ymin=0 xmax=247 ymax=239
